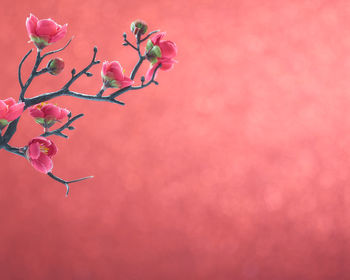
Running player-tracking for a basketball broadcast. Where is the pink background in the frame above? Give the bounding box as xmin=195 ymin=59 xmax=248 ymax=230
xmin=1 ymin=0 xmax=350 ymax=279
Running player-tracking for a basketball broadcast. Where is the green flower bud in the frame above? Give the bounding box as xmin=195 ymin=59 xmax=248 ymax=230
xmin=130 ymin=20 xmax=148 ymax=36
xmin=47 ymin=58 xmax=65 ymax=75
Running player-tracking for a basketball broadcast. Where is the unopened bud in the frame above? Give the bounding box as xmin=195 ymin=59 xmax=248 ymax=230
xmin=146 ymin=39 xmax=162 ymax=64
xmin=47 ymin=58 xmax=65 ymax=75
xmin=130 ymin=20 xmax=148 ymax=36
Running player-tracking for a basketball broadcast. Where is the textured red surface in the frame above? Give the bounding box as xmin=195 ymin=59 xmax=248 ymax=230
xmin=1 ymin=0 xmax=350 ymax=279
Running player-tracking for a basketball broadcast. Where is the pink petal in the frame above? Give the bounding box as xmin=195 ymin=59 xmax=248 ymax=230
xmin=102 ymin=61 xmax=108 ymax=76
xmin=58 ymin=108 xmax=69 ymax=120
xmin=30 ymin=153 xmax=53 ymax=174
xmin=151 ymin=32 xmax=166 ymax=45
xmin=119 ymin=77 xmax=135 ymax=89
xmin=50 ymin=24 xmax=67 ymax=43
xmin=29 ymin=107 xmax=44 ymax=118
xmin=145 ymin=63 xmax=159 ymax=82
xmin=26 ymin=14 xmax=38 ymax=36
xmin=47 ymin=141 xmax=58 ymax=157
xmin=159 ymin=40 xmax=177 ymax=58
xmin=28 ymin=142 xmax=40 ymax=160
xmin=36 ymin=19 xmax=58 ymax=36
xmin=107 ymin=61 xmax=124 ymax=81
xmin=6 ymin=102 xmax=24 ymax=121
xmin=41 ymin=104 xmax=60 ymax=119
xmin=0 ymin=100 xmax=7 ymax=118
xmin=4 ymin=98 xmax=16 ymax=107
xmin=31 ymin=136 xmax=52 ymax=147
xmin=159 ymin=58 xmax=176 ymax=71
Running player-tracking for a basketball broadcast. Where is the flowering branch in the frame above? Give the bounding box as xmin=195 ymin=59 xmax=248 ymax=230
xmin=0 ymin=15 xmax=177 ymax=196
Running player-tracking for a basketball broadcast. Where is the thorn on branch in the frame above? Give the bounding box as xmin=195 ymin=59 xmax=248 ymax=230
xmin=71 ymin=68 xmax=76 ymax=76
xmin=85 ymin=72 xmax=93 ymax=77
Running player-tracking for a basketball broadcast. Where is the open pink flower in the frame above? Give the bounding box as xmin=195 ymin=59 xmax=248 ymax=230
xmin=0 ymin=98 xmax=25 ymax=130
xmin=29 ymin=103 xmax=69 ymax=129
xmin=26 ymin=14 xmax=67 ymax=50
xmin=26 ymin=137 xmax=57 ymax=173
xmin=145 ymin=32 xmax=177 ymax=81
xmin=101 ymin=61 xmax=134 ymax=89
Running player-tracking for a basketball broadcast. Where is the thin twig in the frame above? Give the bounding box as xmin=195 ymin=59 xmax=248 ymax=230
xmin=36 ymin=68 xmax=49 ymax=76
xmin=140 ymin=30 xmax=160 ymax=43
xmin=18 ymin=49 xmax=33 ymax=89
xmin=20 ymin=50 xmax=42 ymax=101
xmin=47 ymin=172 xmax=93 ymax=196
xmin=41 ymin=113 xmax=84 ymax=138
xmin=63 ymin=46 xmax=100 ymax=90
xmin=41 ymin=37 xmax=73 ymax=60
xmin=130 ymin=63 xmax=161 ymax=90
xmin=123 ymin=38 xmax=138 ymax=51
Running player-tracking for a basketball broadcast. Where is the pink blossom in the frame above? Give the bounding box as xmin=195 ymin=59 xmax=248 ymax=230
xmin=29 ymin=103 xmax=69 ymax=129
xmin=0 ymin=98 xmax=25 ymax=130
xmin=101 ymin=61 xmax=134 ymax=89
xmin=26 ymin=137 xmax=57 ymax=174
xmin=145 ymin=32 xmax=177 ymax=81
xmin=26 ymin=14 xmax=67 ymax=50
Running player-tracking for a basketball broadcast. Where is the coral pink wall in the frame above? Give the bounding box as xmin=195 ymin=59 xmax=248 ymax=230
xmin=1 ymin=0 xmax=350 ymax=279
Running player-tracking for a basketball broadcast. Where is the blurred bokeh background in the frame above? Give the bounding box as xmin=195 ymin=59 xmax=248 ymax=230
xmin=1 ymin=0 xmax=350 ymax=279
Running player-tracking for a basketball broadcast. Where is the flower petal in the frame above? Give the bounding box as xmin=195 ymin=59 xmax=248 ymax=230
xmin=58 ymin=108 xmax=69 ymax=120
xmin=119 ymin=77 xmax=134 ymax=89
xmin=4 ymin=98 xmax=16 ymax=107
xmin=29 ymin=106 xmax=44 ymax=118
xmin=0 ymin=100 xmax=7 ymax=118
xmin=151 ymin=32 xmax=166 ymax=45
xmin=30 ymin=153 xmax=53 ymax=174
xmin=36 ymin=19 xmax=58 ymax=36
xmin=47 ymin=141 xmax=58 ymax=157
xmin=50 ymin=23 xmax=67 ymax=43
xmin=159 ymin=40 xmax=177 ymax=58
xmin=28 ymin=142 xmax=40 ymax=160
xmin=6 ymin=102 xmax=24 ymax=121
xmin=41 ymin=104 xmax=61 ymax=119
xmin=107 ymin=61 xmax=124 ymax=81
xmin=145 ymin=63 xmax=159 ymax=82
xmin=159 ymin=58 xmax=176 ymax=71
xmin=26 ymin=14 xmax=38 ymax=36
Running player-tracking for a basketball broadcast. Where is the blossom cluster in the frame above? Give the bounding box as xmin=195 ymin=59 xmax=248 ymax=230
xmin=0 ymin=14 xmax=177 ymax=195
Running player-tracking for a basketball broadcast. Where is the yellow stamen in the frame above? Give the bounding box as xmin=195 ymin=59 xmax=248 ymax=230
xmin=39 ymin=144 xmax=49 ymax=154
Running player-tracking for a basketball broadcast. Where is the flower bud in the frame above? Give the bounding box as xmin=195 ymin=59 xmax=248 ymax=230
xmin=145 ymin=40 xmax=162 ymax=64
xmin=47 ymin=58 xmax=65 ymax=75
xmin=130 ymin=20 xmax=148 ymax=36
